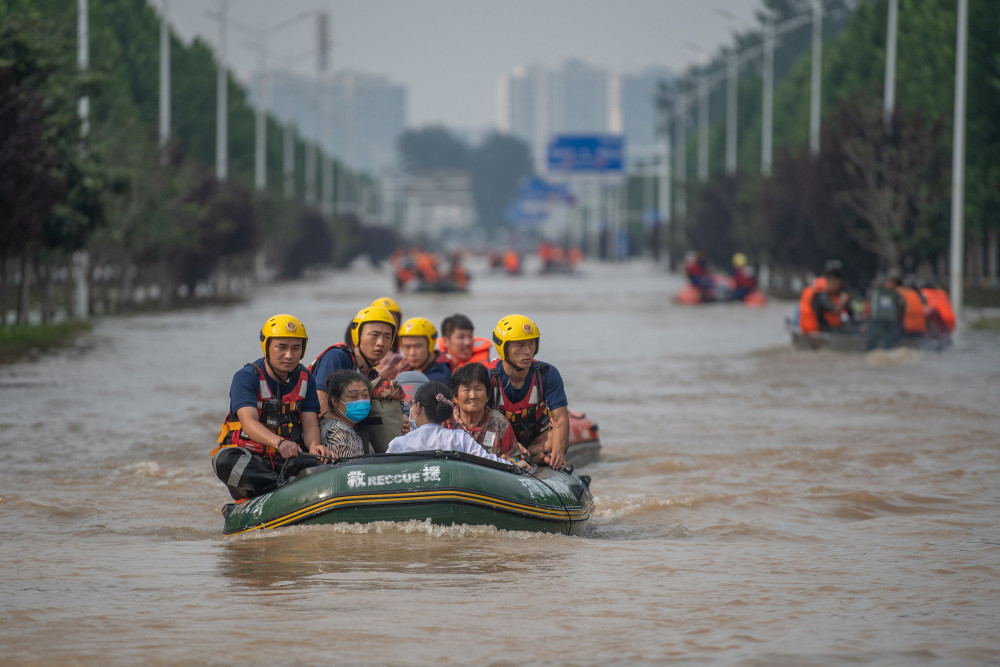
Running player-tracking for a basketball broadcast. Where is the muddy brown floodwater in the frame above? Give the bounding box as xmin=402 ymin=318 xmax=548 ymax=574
xmin=2 ymin=260 xmax=998 ymax=665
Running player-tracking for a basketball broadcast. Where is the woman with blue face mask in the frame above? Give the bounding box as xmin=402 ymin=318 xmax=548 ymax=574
xmin=319 ymin=369 xmax=372 ymax=458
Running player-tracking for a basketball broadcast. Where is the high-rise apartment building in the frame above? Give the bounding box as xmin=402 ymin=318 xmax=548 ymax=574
xmin=260 ymin=69 xmax=406 ymax=175
xmin=497 ymin=61 xmax=672 ymax=172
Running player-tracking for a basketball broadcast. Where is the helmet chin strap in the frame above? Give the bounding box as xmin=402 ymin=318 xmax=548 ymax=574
xmin=355 ymin=346 xmax=379 ymax=374
xmin=263 ymin=348 xmax=290 ymax=383
xmin=504 ymin=358 xmax=526 ymax=373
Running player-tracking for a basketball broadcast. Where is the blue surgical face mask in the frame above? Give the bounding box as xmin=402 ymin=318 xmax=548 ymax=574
xmin=343 ymin=399 xmax=370 ymax=423
xmin=408 ymin=407 xmax=418 ymax=430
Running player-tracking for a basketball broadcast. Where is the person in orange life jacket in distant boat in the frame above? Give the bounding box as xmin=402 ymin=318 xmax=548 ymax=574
xmin=798 ymin=261 xmax=857 ymax=333
xmin=398 ymin=316 xmax=452 ymax=383
xmin=439 ymin=313 xmax=491 ymax=371
xmin=310 ymin=306 xmax=406 ymax=416
xmin=213 ymin=314 xmax=334 ymax=500
xmin=897 ymin=275 xmax=928 ymax=338
xmin=487 ymin=314 xmax=569 ymax=470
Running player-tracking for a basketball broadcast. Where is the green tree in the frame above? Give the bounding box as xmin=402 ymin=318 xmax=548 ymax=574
xmin=397 ymin=126 xmax=470 ymax=173
xmin=470 ymin=133 xmax=534 ymax=231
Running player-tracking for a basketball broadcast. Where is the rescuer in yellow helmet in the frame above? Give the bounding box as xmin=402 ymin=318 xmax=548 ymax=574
xmin=309 ymin=306 xmax=407 ymax=453
xmin=397 ymin=317 xmax=452 ymax=383
xmin=213 ymin=314 xmax=334 ymax=501
xmin=486 ymin=314 xmax=569 ymax=470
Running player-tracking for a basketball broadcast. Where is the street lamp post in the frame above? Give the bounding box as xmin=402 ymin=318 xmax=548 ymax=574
xmin=214 ymin=0 xmax=228 ymax=182
xmin=949 ymin=0 xmax=968 ymax=326
xmin=726 ymin=49 xmax=738 ymax=174
xmin=809 ymin=0 xmax=823 ymax=155
xmin=674 ymin=88 xmax=688 ymax=221
xmin=78 ymin=0 xmax=89 ymax=139
xmin=698 ymin=68 xmax=709 ymax=181
xmin=884 ymin=0 xmax=899 ymax=130
xmin=159 ymin=0 xmax=170 ymax=160
xmin=761 ymin=19 xmax=774 ymax=176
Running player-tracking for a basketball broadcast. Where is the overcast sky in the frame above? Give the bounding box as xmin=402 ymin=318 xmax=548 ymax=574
xmin=161 ymin=0 xmax=763 ymax=131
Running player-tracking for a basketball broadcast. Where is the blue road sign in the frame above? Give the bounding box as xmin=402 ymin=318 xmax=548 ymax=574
xmin=546 ymin=134 xmax=625 ymax=173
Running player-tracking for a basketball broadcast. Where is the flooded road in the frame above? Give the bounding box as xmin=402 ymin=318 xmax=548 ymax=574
xmin=2 ymin=260 xmax=998 ymax=665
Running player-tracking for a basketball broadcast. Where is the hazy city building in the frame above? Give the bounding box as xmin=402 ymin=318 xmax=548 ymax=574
xmin=258 ymin=69 xmax=407 ymax=175
xmin=497 ymin=61 xmax=672 ymax=172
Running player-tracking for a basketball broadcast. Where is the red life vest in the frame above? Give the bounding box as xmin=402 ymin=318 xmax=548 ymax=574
xmin=216 ymin=362 xmax=310 ymax=456
xmin=898 ymin=287 xmax=927 ymax=334
xmin=487 ymin=358 xmax=550 ymax=446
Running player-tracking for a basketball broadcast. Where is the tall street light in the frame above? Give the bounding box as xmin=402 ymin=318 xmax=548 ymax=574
xmin=761 ymin=19 xmax=774 ymax=176
xmin=78 ymin=0 xmax=89 ymax=139
xmin=159 ymin=0 xmax=170 ymax=161
xmin=212 ymin=0 xmax=229 ymax=182
xmin=249 ymin=9 xmax=318 ymax=192
xmin=949 ymin=0 xmax=968 ymax=326
xmin=883 ymin=0 xmax=899 ymax=130
xmin=809 ymin=0 xmax=823 ymax=155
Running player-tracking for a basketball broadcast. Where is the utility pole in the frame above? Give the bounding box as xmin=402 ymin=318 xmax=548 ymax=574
xmin=883 ymin=0 xmax=898 ymax=131
xmin=949 ymin=0 xmax=968 ymax=326
xmin=674 ymin=88 xmax=687 ymax=221
xmin=78 ymin=0 xmax=89 ymax=138
xmin=215 ymin=0 xmax=229 ymax=182
xmin=697 ymin=69 xmax=709 ymax=181
xmin=726 ymin=50 xmax=738 ymax=174
xmin=159 ymin=0 xmax=170 ymax=162
xmin=809 ymin=0 xmax=823 ymax=155
xmin=657 ymin=111 xmax=672 ymax=269
xmin=761 ymin=19 xmax=774 ymax=176
xmin=318 ymin=11 xmax=334 ymax=217
xmin=254 ymin=32 xmax=267 ymax=191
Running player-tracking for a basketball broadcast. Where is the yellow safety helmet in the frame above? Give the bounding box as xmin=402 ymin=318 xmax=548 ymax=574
xmin=370 ymin=296 xmax=401 ymax=316
xmin=732 ymin=252 xmax=748 ymax=268
xmin=350 ymin=306 xmax=397 ymax=347
xmin=259 ymin=314 xmax=308 ymax=356
xmin=398 ymin=317 xmax=438 ymax=356
xmin=492 ymin=314 xmax=540 ymax=361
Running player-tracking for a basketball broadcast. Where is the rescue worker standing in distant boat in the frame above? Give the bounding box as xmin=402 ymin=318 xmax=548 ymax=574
xmin=487 ymin=314 xmax=569 ymax=470
xmin=213 ymin=314 xmax=333 ymax=500
xmin=798 ymin=261 xmax=856 ymax=334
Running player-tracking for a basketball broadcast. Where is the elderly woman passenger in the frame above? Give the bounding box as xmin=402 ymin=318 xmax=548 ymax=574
xmin=320 ymin=369 xmax=371 ymax=458
xmin=444 ymin=363 xmax=524 ymax=460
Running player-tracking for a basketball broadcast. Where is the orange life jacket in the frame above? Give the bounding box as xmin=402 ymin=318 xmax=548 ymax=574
xmin=435 ymin=336 xmax=491 ymax=369
xmin=216 ymin=362 xmax=309 ymax=456
xmin=921 ymin=288 xmax=955 ymax=333
xmin=898 ymin=287 xmax=927 ymax=334
xmin=798 ymin=277 xmax=828 ymax=333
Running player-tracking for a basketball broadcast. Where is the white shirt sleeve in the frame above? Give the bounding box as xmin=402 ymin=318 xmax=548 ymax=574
xmin=387 ymin=424 xmax=507 ymax=463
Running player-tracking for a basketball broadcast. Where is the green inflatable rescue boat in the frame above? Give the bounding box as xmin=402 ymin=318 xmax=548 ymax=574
xmin=222 ymin=450 xmax=594 ymax=536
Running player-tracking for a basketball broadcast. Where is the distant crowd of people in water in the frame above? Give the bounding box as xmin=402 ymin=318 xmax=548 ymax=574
xmin=212 ymin=298 xmax=570 ymax=501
